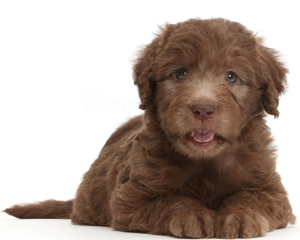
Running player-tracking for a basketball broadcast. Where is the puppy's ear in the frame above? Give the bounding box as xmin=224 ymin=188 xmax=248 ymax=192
xmin=257 ymin=45 xmax=287 ymax=118
xmin=133 ymin=24 xmax=178 ymax=110
xmin=133 ymin=38 xmax=159 ymax=110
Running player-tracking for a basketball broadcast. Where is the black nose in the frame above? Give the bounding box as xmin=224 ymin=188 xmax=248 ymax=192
xmin=191 ymin=104 xmax=215 ymax=120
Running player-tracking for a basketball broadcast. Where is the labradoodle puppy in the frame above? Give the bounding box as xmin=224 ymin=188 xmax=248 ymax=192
xmin=5 ymin=18 xmax=295 ymax=238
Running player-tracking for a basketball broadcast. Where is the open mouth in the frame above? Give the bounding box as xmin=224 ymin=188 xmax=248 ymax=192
xmin=189 ymin=128 xmax=216 ymax=146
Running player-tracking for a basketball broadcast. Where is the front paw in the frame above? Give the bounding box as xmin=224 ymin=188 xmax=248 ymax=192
xmin=169 ymin=209 xmax=216 ymax=238
xmin=215 ymin=210 xmax=269 ymax=238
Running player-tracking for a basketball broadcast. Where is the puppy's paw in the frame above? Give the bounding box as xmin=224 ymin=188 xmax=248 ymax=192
xmin=169 ymin=209 xmax=215 ymax=238
xmin=215 ymin=210 xmax=269 ymax=238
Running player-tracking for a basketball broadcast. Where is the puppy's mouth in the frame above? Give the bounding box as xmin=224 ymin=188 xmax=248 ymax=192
xmin=187 ymin=128 xmax=229 ymax=149
xmin=189 ymin=128 xmax=215 ymax=146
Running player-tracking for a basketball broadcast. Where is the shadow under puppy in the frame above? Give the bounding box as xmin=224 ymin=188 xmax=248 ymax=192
xmin=5 ymin=18 xmax=295 ymax=239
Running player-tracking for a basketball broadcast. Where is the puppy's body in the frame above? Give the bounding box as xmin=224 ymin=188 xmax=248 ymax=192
xmin=5 ymin=18 xmax=295 ymax=238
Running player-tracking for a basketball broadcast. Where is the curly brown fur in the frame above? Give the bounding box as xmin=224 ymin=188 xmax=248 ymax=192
xmin=5 ymin=18 xmax=295 ymax=238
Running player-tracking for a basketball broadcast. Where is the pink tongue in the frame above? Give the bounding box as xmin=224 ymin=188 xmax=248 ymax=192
xmin=192 ymin=129 xmax=215 ymax=143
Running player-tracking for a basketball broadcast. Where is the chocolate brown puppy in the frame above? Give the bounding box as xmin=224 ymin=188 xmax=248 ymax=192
xmin=5 ymin=18 xmax=295 ymax=238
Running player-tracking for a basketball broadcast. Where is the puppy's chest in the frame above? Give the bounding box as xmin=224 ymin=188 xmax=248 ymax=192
xmin=178 ymin=172 xmax=239 ymax=209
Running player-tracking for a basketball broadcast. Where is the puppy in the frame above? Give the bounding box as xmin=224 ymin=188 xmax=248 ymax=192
xmin=5 ymin=18 xmax=295 ymax=238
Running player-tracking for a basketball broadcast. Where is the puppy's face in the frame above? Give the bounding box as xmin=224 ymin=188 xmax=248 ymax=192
xmin=134 ymin=19 xmax=287 ymax=160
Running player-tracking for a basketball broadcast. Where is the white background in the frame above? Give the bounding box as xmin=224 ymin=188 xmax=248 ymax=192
xmin=0 ymin=0 xmax=299 ymax=239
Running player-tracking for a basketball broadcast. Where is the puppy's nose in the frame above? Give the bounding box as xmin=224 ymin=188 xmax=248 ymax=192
xmin=192 ymin=104 xmax=215 ymax=120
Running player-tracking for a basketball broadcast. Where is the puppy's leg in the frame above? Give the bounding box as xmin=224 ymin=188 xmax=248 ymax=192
xmin=110 ymin=181 xmax=216 ymax=238
xmin=215 ymin=190 xmax=295 ymax=238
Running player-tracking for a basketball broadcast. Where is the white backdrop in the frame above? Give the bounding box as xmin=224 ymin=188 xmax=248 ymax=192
xmin=0 ymin=1 xmax=299 ymax=239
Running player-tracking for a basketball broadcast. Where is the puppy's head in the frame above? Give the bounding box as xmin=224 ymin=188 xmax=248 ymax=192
xmin=133 ymin=18 xmax=287 ymax=159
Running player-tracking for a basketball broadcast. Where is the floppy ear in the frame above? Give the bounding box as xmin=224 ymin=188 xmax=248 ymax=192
xmin=133 ymin=37 xmax=160 ymax=110
xmin=133 ymin=24 xmax=178 ymax=110
xmin=257 ymin=45 xmax=288 ymax=118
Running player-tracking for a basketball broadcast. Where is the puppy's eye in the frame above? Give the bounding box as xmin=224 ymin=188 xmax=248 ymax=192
xmin=225 ymin=72 xmax=237 ymax=83
xmin=175 ymin=68 xmax=187 ymax=79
